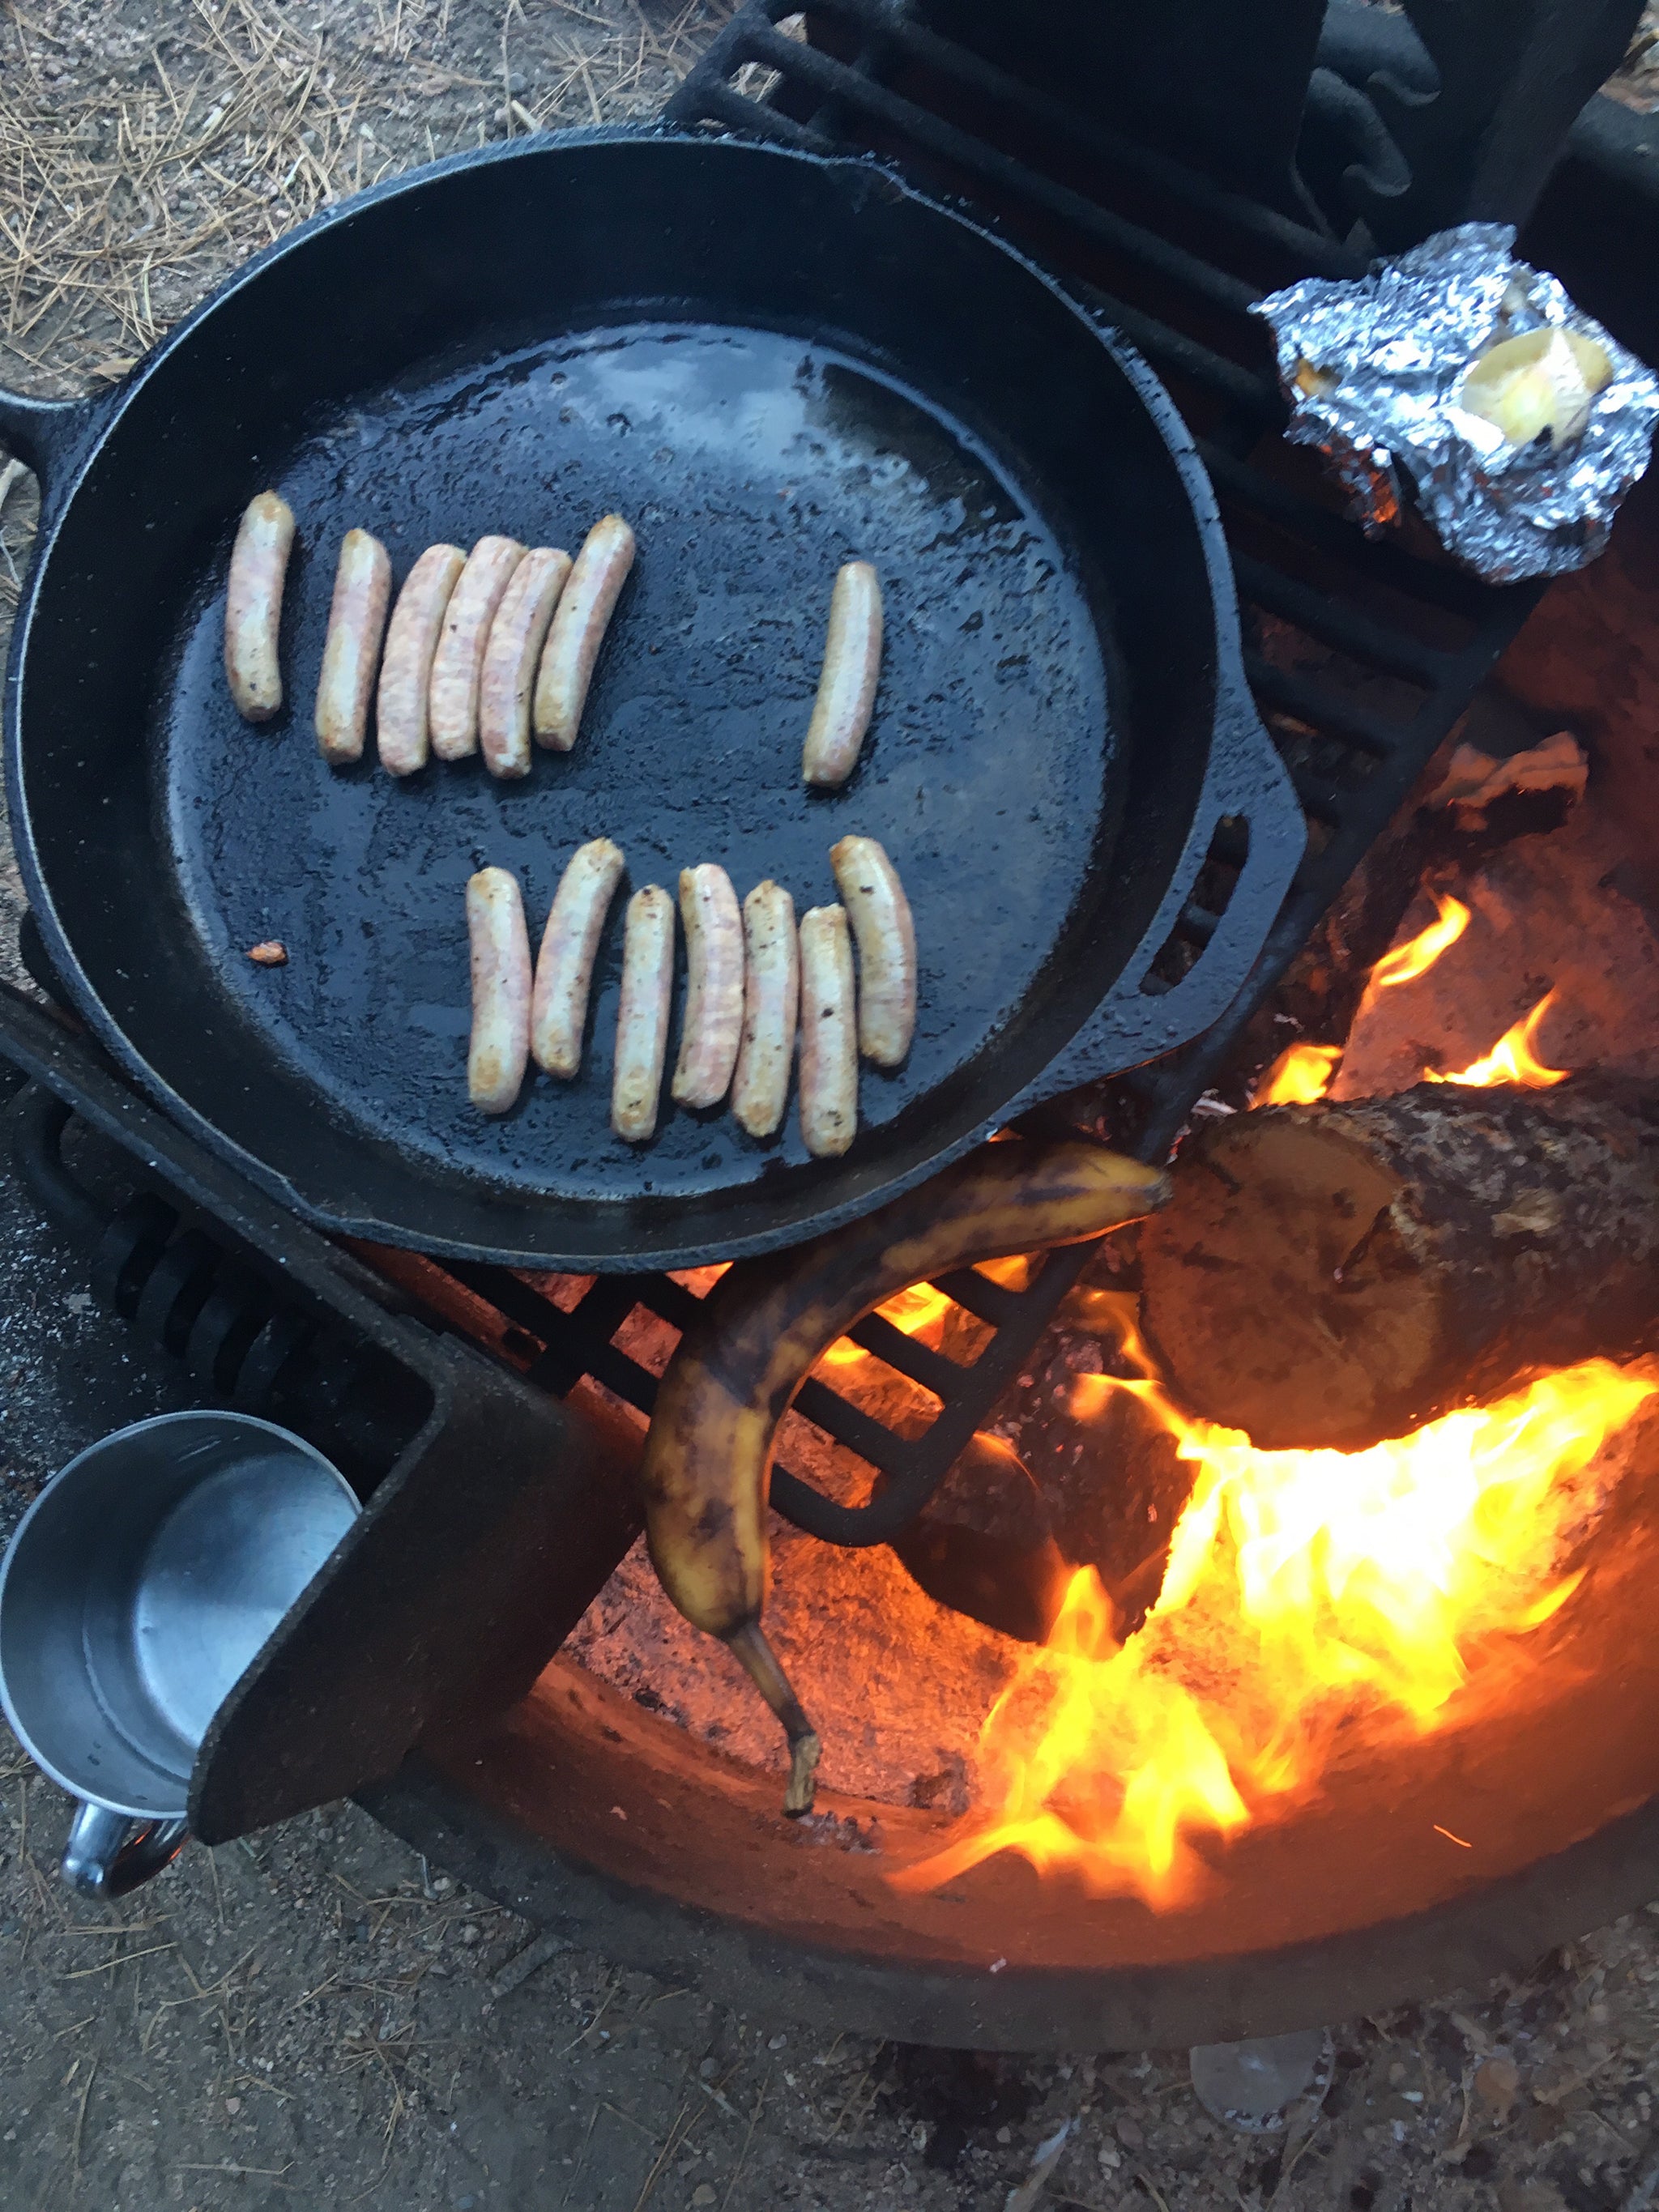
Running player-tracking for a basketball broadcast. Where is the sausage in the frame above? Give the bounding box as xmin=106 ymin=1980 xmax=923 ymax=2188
xmin=532 ymin=513 xmax=636 ymax=752
xmin=797 ymin=905 xmax=858 ymax=1157
xmin=672 ymin=865 xmax=745 ymax=1110
xmin=830 ymin=835 xmax=917 ymax=1067
xmin=224 ymin=491 xmax=296 ymax=722
xmin=801 ymin=560 xmax=882 ymax=786
xmin=531 ymin=836 xmax=625 ymax=1078
xmin=478 ymin=548 xmax=573 ymax=779
xmin=313 ymin=528 xmax=392 ymax=765
xmin=612 ymin=884 xmax=676 ymax=1144
xmin=730 ymin=881 xmax=800 ymax=1140
xmin=466 ymin=867 xmax=531 ymax=1115
xmin=376 ymin=543 xmax=467 ymax=775
xmin=429 ymin=535 xmax=526 ymax=761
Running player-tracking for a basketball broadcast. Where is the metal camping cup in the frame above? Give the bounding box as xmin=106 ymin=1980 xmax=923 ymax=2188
xmin=0 ymin=1411 xmax=360 ymax=1898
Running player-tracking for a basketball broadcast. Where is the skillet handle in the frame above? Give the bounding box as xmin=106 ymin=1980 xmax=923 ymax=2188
xmin=0 ymin=387 xmax=94 ymax=503
xmin=1009 ymin=661 xmax=1305 ymax=1114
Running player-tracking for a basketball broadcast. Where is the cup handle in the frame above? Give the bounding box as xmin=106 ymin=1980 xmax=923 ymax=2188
xmin=60 ymin=1802 xmax=190 ymax=1899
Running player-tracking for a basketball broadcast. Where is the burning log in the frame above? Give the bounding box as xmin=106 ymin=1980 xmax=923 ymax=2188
xmin=888 ymin=1430 xmax=1070 ymax=1646
xmin=1138 ymin=1079 xmax=1659 ymax=1451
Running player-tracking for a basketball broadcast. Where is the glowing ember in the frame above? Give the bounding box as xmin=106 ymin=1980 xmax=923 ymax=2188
xmin=1424 ymin=990 xmax=1571 ymax=1089
xmin=1256 ymin=1042 xmax=1342 ymax=1106
xmin=1371 ymin=892 xmax=1471 ymax=989
xmin=891 ymin=1328 xmax=1653 ymax=1907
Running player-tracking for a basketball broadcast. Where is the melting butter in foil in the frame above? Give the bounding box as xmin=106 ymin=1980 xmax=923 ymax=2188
xmin=1253 ymin=223 xmax=1659 ymax=583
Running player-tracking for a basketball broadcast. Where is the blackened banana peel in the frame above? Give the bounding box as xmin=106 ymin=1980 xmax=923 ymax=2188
xmin=641 ymin=1140 xmax=1171 ymax=1816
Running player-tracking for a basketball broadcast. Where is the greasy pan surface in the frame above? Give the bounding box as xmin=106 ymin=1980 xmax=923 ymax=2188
xmin=7 ymin=131 xmax=1255 ymax=1268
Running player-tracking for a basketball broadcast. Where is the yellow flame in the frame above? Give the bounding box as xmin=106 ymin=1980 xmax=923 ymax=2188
xmin=1423 ymin=990 xmax=1570 ymax=1089
xmin=891 ymin=1336 xmax=1653 ymax=1908
xmin=1371 ymin=892 xmax=1471 ymax=989
xmin=1256 ymin=1042 xmax=1343 ymax=1106
xmin=977 ymin=1254 xmax=1036 ymax=1291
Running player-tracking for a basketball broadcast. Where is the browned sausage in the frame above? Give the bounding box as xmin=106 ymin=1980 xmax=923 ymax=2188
xmin=612 ymin=885 xmax=676 ymax=1143
xmin=224 ymin=491 xmax=296 ymax=722
xmin=730 ymin=881 xmax=799 ymax=1140
xmin=671 ymin=864 xmax=744 ymax=1110
xmin=531 ymin=837 xmax=625 ymax=1078
xmin=478 ymin=548 xmax=572 ymax=779
xmin=429 ymin=535 xmax=526 ymax=761
xmin=532 ymin=514 xmax=636 ymax=752
xmin=830 ymin=835 xmax=916 ymax=1066
xmin=466 ymin=867 xmax=531 ymax=1114
xmin=377 ymin=544 xmax=467 ymax=776
xmin=801 ymin=561 xmax=882 ymax=786
xmin=313 ymin=528 xmax=392 ymax=765
xmin=797 ymin=905 xmax=858 ymax=1157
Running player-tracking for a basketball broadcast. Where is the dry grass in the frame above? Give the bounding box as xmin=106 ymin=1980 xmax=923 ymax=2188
xmin=3 ymin=0 xmax=1653 ymax=401
xmin=0 ymin=0 xmax=740 ymax=398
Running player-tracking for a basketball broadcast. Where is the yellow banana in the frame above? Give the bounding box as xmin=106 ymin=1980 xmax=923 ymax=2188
xmin=641 ymin=1139 xmax=1171 ymax=1814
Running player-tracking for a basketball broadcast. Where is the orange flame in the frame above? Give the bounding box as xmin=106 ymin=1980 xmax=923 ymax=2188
xmin=891 ymin=1331 xmax=1653 ymax=1908
xmin=1424 ymin=991 xmax=1570 ymax=1089
xmin=1256 ymin=1042 xmax=1342 ymax=1106
xmin=1371 ymin=892 xmax=1471 ymax=990
xmin=817 ymin=1283 xmax=954 ymax=1371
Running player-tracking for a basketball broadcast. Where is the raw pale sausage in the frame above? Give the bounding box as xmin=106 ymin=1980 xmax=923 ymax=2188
xmin=377 ymin=543 xmax=466 ymax=775
xmin=429 ymin=535 xmax=526 ymax=761
xmin=731 ymin=881 xmax=799 ymax=1140
xmin=466 ymin=867 xmax=531 ymax=1115
xmin=532 ymin=514 xmax=636 ymax=752
xmin=801 ymin=561 xmax=882 ymax=786
xmin=313 ymin=528 xmax=391 ymax=765
xmin=798 ymin=905 xmax=858 ymax=1158
xmin=479 ymin=548 xmax=572 ymax=779
xmin=531 ymin=837 xmax=625 ymax=1078
xmin=672 ymin=864 xmax=744 ymax=1110
xmin=830 ymin=835 xmax=916 ymax=1067
xmin=612 ymin=884 xmax=676 ymax=1143
xmin=224 ymin=491 xmax=296 ymax=722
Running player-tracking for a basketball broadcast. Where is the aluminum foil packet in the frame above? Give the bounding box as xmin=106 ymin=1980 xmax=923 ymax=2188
xmin=1253 ymin=223 xmax=1659 ymax=583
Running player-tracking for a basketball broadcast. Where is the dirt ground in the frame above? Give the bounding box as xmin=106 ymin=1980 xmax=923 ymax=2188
xmin=6 ymin=5 xmax=1659 ymax=2210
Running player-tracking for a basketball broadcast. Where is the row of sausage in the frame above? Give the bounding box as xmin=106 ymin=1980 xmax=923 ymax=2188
xmin=467 ymin=835 xmax=915 ymax=1155
xmin=224 ymin=493 xmax=885 ymax=787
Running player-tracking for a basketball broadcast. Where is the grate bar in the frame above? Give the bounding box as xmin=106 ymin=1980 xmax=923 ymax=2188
xmin=930 ymin=1265 xmax=1030 ymax=1329
xmin=627 ymin=1273 xmax=707 ymax=1334
xmin=1196 ymin=441 xmax=1499 ymax=624
xmin=678 ymin=32 xmax=1279 ymax=418
xmin=1244 ymin=656 xmax=1406 ymax=761
xmin=732 ymin=19 xmax=1273 ymax=329
xmin=800 ymin=0 xmax=1364 ymax=278
xmin=1230 ymin=552 xmax=1461 ymax=687
xmin=838 ymin=1310 xmax=966 ymax=1398
xmin=696 ymin=75 xmax=831 ymax=148
xmin=790 ymin=1375 xmax=919 ymax=1471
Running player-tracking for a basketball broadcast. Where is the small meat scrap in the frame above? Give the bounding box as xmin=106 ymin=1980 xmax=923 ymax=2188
xmin=248 ymin=940 xmax=288 ymax=965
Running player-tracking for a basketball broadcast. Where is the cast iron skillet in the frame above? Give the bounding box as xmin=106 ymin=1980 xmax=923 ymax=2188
xmin=1 ymin=128 xmax=1301 ymax=1271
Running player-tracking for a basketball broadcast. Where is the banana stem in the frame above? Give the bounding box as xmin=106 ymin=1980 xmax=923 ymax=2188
xmin=725 ymin=1618 xmax=822 ymax=1818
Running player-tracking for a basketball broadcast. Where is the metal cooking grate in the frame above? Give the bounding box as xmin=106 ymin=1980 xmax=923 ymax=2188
xmin=414 ymin=4 xmax=1542 ymax=1547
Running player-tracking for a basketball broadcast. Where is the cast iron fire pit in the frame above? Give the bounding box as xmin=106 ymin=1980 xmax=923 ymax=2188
xmin=3 ymin=0 xmax=1657 ymax=2052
